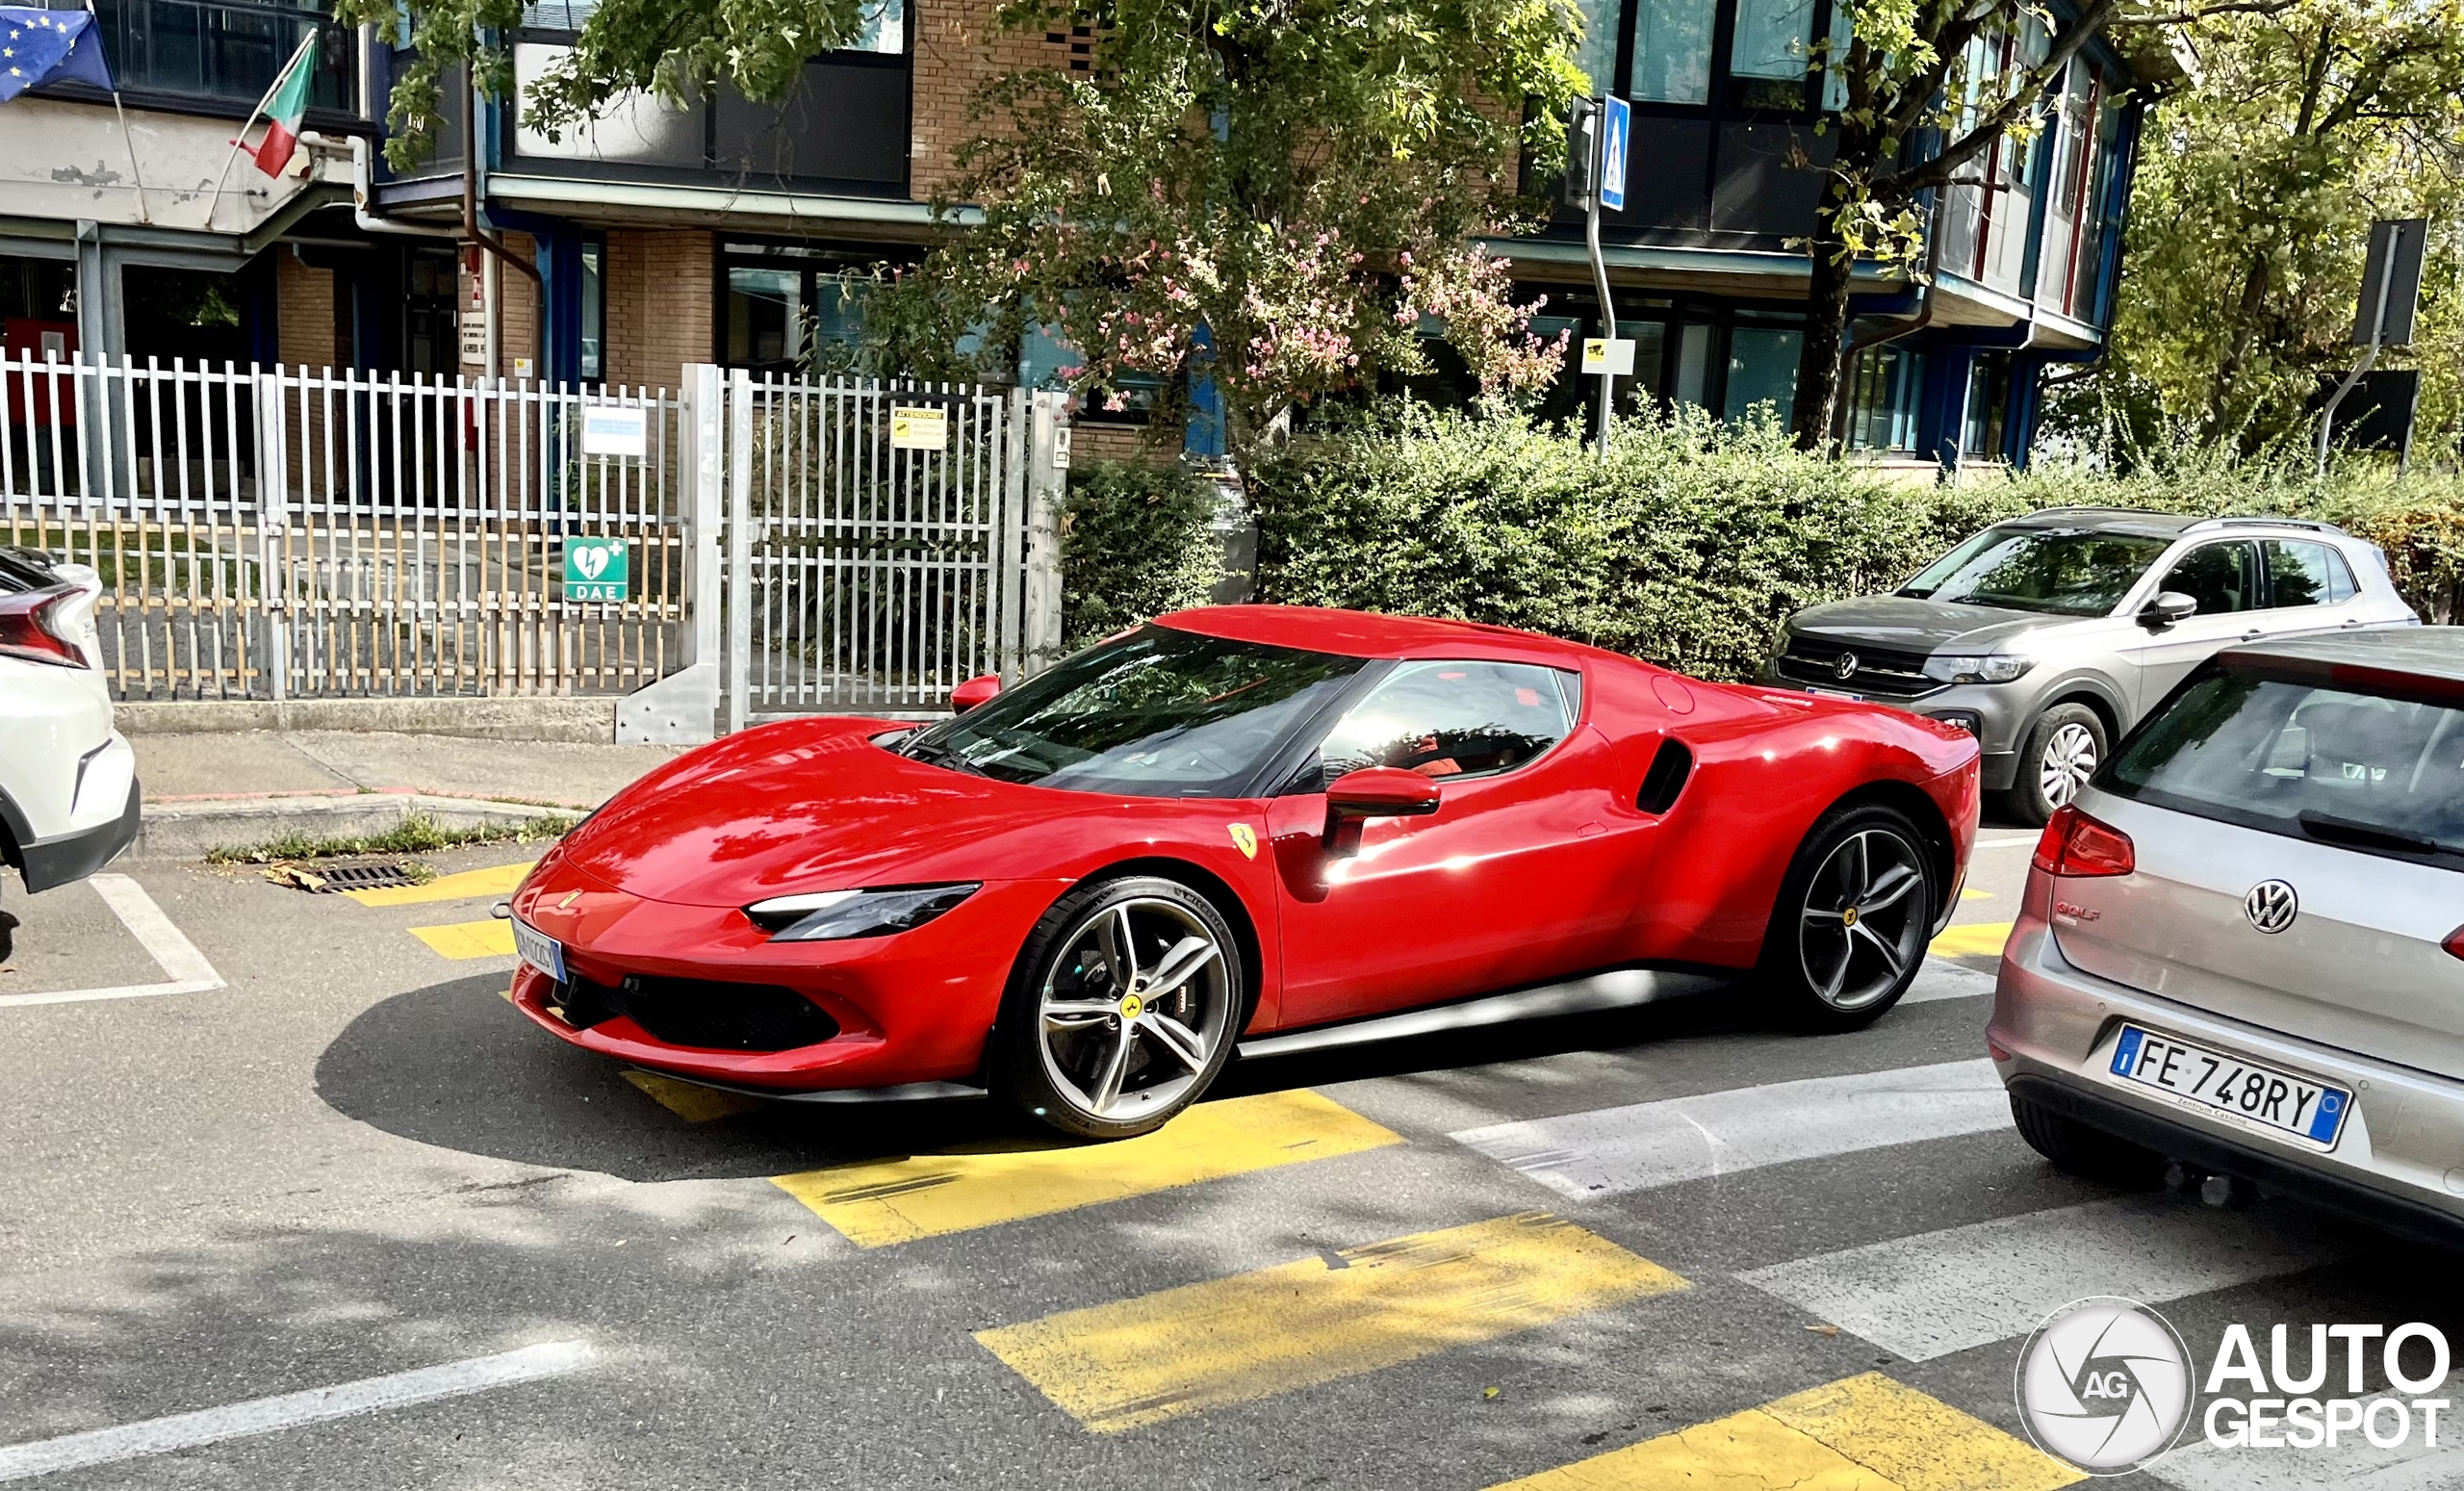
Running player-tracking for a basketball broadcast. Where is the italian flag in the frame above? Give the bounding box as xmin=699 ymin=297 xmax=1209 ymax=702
xmin=250 ymin=46 xmax=314 ymax=176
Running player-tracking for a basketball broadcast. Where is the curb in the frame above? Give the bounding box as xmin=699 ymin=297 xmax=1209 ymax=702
xmin=132 ymin=793 xmax=581 ymax=861
xmin=115 ymin=698 xmax=624 ymax=743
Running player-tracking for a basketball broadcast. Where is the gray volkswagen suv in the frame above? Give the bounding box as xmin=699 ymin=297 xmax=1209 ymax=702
xmin=1993 ymin=630 xmax=2464 ymax=1242
xmin=1762 ymin=508 xmax=2416 ymax=823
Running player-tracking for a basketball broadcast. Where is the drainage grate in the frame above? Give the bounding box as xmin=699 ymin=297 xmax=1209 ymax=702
xmin=291 ymin=861 xmax=427 ymax=893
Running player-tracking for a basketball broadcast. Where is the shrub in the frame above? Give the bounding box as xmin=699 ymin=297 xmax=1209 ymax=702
xmin=1236 ymin=401 xmax=2464 ymax=681
xmin=1061 ymin=459 xmax=1222 ymax=648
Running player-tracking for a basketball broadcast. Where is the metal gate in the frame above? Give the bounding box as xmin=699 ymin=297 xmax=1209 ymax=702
xmin=0 ymin=353 xmax=686 ymax=700
xmin=721 ymin=370 xmax=1065 ymax=728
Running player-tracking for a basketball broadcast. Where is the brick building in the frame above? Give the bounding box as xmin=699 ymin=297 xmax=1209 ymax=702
xmin=2 ymin=0 xmax=2160 ymax=471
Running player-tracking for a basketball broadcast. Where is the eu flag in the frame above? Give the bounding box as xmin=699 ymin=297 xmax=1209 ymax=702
xmin=0 ymin=8 xmax=116 ymax=104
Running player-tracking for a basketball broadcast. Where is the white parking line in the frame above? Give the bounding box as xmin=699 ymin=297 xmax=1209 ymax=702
xmin=1737 ymin=1195 xmax=2342 ymax=1362
xmin=0 ymin=874 xmax=225 ymax=1009
xmin=0 ymin=1341 xmax=595 ymax=1482
xmin=1452 ymin=1059 xmax=2008 ymax=1199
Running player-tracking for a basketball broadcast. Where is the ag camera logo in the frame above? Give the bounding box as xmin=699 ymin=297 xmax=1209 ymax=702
xmin=2015 ymin=1297 xmax=2193 ymax=1474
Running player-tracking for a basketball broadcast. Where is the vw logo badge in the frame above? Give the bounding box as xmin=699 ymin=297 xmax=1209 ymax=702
xmin=2245 ymin=879 xmax=2297 ymax=934
xmin=2015 ymin=1296 xmax=2193 ymax=1473
xmin=1833 ymin=652 xmax=1860 ymax=681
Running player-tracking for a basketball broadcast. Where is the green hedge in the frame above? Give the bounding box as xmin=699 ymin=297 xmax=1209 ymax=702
xmin=1061 ymin=459 xmax=1222 ymax=649
xmin=1228 ymin=404 xmax=2464 ymax=682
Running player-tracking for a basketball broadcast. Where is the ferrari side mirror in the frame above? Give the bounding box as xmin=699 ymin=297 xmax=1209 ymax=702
xmin=950 ymin=674 xmax=1002 ymax=712
xmin=1322 ymin=766 xmax=1442 ymax=859
xmin=2138 ymin=591 xmax=2197 ymax=631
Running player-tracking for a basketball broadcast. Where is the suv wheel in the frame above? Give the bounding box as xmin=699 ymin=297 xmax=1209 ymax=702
xmin=2007 ymin=704 xmax=2107 ymax=827
xmin=2011 ymin=1092 xmax=2165 ymax=1189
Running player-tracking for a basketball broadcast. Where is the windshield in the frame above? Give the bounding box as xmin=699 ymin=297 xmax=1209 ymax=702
xmin=2106 ymin=668 xmax=2464 ymax=863
xmin=1900 ymin=527 xmax=2171 ymax=616
xmin=898 ymin=625 xmax=1366 ymax=796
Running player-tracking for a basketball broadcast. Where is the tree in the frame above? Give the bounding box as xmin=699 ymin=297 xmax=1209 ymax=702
xmin=2083 ymin=0 xmax=2464 ymax=453
xmin=864 ymin=0 xmax=1588 ymax=461
xmin=1785 ymin=0 xmax=2138 ymax=448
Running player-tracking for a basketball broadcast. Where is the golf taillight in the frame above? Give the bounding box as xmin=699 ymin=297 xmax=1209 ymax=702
xmin=0 ymin=586 xmax=90 ymax=668
xmin=2032 ymin=804 xmax=2134 ymax=878
xmin=2443 ymin=927 xmax=2464 ymax=964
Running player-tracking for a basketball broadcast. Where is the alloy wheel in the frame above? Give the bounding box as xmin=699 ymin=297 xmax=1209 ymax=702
xmin=2039 ymin=721 xmax=2098 ymax=809
xmin=1796 ymin=828 xmax=1929 ymax=1011
xmin=1036 ymin=896 xmax=1232 ymax=1120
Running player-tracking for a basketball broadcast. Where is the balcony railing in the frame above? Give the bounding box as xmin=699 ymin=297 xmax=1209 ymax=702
xmin=39 ymin=0 xmax=354 ymax=114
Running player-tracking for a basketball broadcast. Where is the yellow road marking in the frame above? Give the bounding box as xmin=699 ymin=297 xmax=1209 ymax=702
xmin=410 ymin=918 xmax=515 ymax=960
xmin=773 ymin=1090 xmax=1399 ymax=1247
xmin=1960 ymin=887 xmax=1992 ymax=900
xmin=977 ymin=1212 xmax=1687 ymax=1433
xmin=346 ymin=860 xmax=536 ymax=907
xmin=624 ymin=1069 xmax=765 ymax=1122
xmin=1490 ymin=1373 xmax=2080 ymax=1491
xmin=1929 ymin=921 xmax=2013 ymax=959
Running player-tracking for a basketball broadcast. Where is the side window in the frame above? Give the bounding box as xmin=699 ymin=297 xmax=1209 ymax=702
xmin=2326 ymin=548 xmax=2359 ymax=604
xmin=2262 ymin=540 xmax=2339 ymax=609
xmin=1315 ymin=661 xmax=1575 ymax=786
xmin=2158 ymin=542 xmax=2258 ymax=617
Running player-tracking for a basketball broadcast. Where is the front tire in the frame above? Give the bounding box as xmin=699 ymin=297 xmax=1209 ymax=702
xmin=1761 ymin=804 xmax=1935 ymax=1031
xmin=990 ymin=876 xmax=1243 ymax=1140
xmin=2005 ymin=704 xmax=2106 ymax=827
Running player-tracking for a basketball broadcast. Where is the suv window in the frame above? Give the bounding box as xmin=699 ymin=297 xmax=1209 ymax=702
xmin=1313 ymin=660 xmax=1575 ymax=786
xmin=1900 ymin=527 xmax=2171 ymax=616
xmin=2108 ymin=667 xmax=2464 ymax=863
xmin=2157 ymin=541 xmax=2258 ymax=617
xmin=2261 ymin=539 xmax=2355 ymax=608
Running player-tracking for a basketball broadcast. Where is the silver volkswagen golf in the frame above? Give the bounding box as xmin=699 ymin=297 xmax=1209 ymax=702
xmin=1763 ymin=508 xmax=2416 ymax=824
xmin=1992 ymin=630 xmax=2464 ymax=1240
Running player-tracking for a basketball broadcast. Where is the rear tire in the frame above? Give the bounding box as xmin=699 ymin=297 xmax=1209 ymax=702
xmin=1759 ymin=804 xmax=1935 ymax=1032
xmin=2011 ymin=1092 xmax=2166 ymax=1189
xmin=2005 ymin=704 xmax=2107 ymax=827
xmin=990 ymin=876 xmax=1244 ymax=1141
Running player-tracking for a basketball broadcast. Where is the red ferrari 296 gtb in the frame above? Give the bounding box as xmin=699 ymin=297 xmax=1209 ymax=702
xmin=506 ymin=606 xmax=1980 ymax=1138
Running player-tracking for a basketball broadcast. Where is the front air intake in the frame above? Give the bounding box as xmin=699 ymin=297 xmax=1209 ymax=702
xmin=1636 ymin=738 xmax=1693 ymax=814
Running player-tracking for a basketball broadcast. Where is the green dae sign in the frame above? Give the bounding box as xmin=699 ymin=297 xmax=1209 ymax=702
xmin=563 ymin=537 xmax=629 ymax=602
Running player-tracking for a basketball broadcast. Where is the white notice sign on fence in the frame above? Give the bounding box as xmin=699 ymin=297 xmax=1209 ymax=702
xmin=579 ymin=403 xmax=648 ymax=458
xmin=1580 ymin=338 xmax=1637 ymax=375
xmin=890 ymin=406 xmax=948 ymax=451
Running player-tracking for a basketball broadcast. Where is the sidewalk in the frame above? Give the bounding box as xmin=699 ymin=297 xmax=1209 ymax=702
xmin=128 ymin=731 xmax=688 ymax=861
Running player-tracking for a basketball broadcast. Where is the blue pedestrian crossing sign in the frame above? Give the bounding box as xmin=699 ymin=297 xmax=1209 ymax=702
xmin=1599 ymin=95 xmax=1630 ymax=213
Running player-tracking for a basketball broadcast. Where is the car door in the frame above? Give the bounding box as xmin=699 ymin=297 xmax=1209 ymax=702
xmin=1263 ymin=658 xmax=1639 ymax=1030
xmin=2122 ymin=539 xmax=2263 ymax=714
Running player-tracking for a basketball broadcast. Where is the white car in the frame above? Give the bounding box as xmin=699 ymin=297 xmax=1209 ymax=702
xmin=0 ymin=546 xmax=140 ymax=959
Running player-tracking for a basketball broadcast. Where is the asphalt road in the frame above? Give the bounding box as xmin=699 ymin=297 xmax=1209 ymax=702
xmin=0 ymin=830 xmax=2456 ymax=1490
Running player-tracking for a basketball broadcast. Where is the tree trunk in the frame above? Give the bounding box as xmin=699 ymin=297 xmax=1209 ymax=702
xmin=1791 ymin=231 xmax=1857 ymax=451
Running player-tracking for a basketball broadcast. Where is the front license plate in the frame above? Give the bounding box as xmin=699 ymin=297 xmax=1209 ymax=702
xmin=1808 ymin=686 xmax=1865 ymax=703
xmin=2109 ymin=1025 xmax=2349 ymax=1147
xmin=511 ymin=917 xmax=566 ymax=984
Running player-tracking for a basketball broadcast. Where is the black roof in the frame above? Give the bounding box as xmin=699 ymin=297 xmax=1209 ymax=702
xmin=2219 ymin=628 xmax=2464 ymax=684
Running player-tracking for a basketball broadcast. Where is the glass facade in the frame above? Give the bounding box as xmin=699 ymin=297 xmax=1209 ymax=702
xmin=1722 ymin=325 xmax=1801 ymax=424
xmin=1728 ymin=0 xmax=1815 ymax=107
xmin=59 ymin=0 xmax=353 ymax=110
xmin=1630 ymin=0 xmax=1715 ymax=102
xmin=1844 ymin=344 xmax=1924 ymax=452
xmin=1574 ymin=0 xmax=1623 ymax=90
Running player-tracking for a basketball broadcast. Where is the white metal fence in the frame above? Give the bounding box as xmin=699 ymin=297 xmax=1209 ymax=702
xmin=2 ymin=355 xmax=1064 ymax=735
xmin=722 ymin=370 xmax=1065 ymax=729
xmin=1 ymin=353 xmax=685 ymax=701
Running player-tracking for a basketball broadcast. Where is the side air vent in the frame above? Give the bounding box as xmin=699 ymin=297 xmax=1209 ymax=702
xmin=1636 ymin=738 xmax=1693 ymax=814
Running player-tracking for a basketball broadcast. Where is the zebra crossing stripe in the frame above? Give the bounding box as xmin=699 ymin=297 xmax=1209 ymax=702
xmin=772 ymin=1090 xmax=1399 ymax=1247
xmin=1738 ymin=1195 xmax=2342 ymax=1362
xmin=976 ymin=1212 xmax=1686 ymax=1433
xmin=2147 ymin=1380 xmax=2464 ymax=1490
xmin=1485 ymin=1371 xmax=2080 ymax=1490
xmin=1451 ymin=1060 xmax=2009 ymax=1199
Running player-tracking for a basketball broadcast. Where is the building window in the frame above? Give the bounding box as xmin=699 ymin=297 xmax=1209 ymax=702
xmin=1671 ymin=322 xmax=1713 ymax=407
xmin=1727 ymin=0 xmax=1815 ymax=107
xmin=578 ymin=238 xmax=604 ymax=382
xmin=1631 ymin=0 xmax=1715 ymax=103
xmin=523 ymin=0 xmax=900 ymax=51
xmin=1963 ymin=351 xmax=2011 ymax=459
xmin=1844 ymin=343 xmax=1924 ymax=452
xmin=66 ymin=0 xmax=354 ymax=111
xmin=719 ymin=242 xmax=915 ymax=374
xmin=403 ymin=246 xmax=458 ymax=378
xmin=1574 ymin=0 xmax=1623 ymax=90
xmin=1724 ymin=323 xmax=1802 ymax=424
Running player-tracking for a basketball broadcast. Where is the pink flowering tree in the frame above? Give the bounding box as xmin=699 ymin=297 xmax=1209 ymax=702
xmin=871 ymin=0 xmax=1590 ymax=463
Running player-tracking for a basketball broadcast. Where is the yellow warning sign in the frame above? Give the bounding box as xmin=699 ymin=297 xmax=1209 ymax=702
xmin=890 ymin=406 xmax=949 ymax=451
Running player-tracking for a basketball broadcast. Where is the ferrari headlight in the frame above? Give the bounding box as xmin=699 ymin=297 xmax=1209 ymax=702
xmin=745 ymin=883 xmax=980 ymax=941
xmin=1922 ymin=654 xmax=2033 ymax=685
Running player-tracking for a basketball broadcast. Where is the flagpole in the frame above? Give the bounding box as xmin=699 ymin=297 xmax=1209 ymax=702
xmin=71 ymin=0 xmax=154 ymax=223
xmin=200 ymin=28 xmax=318 ymax=231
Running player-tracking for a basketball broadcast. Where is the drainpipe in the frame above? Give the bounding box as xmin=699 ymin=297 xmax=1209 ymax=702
xmin=460 ymin=60 xmax=545 ymax=378
xmin=348 ymin=135 xmax=455 ymax=240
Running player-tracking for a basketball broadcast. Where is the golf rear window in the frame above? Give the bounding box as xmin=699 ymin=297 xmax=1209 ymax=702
xmin=2106 ymin=666 xmax=2464 ymax=863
